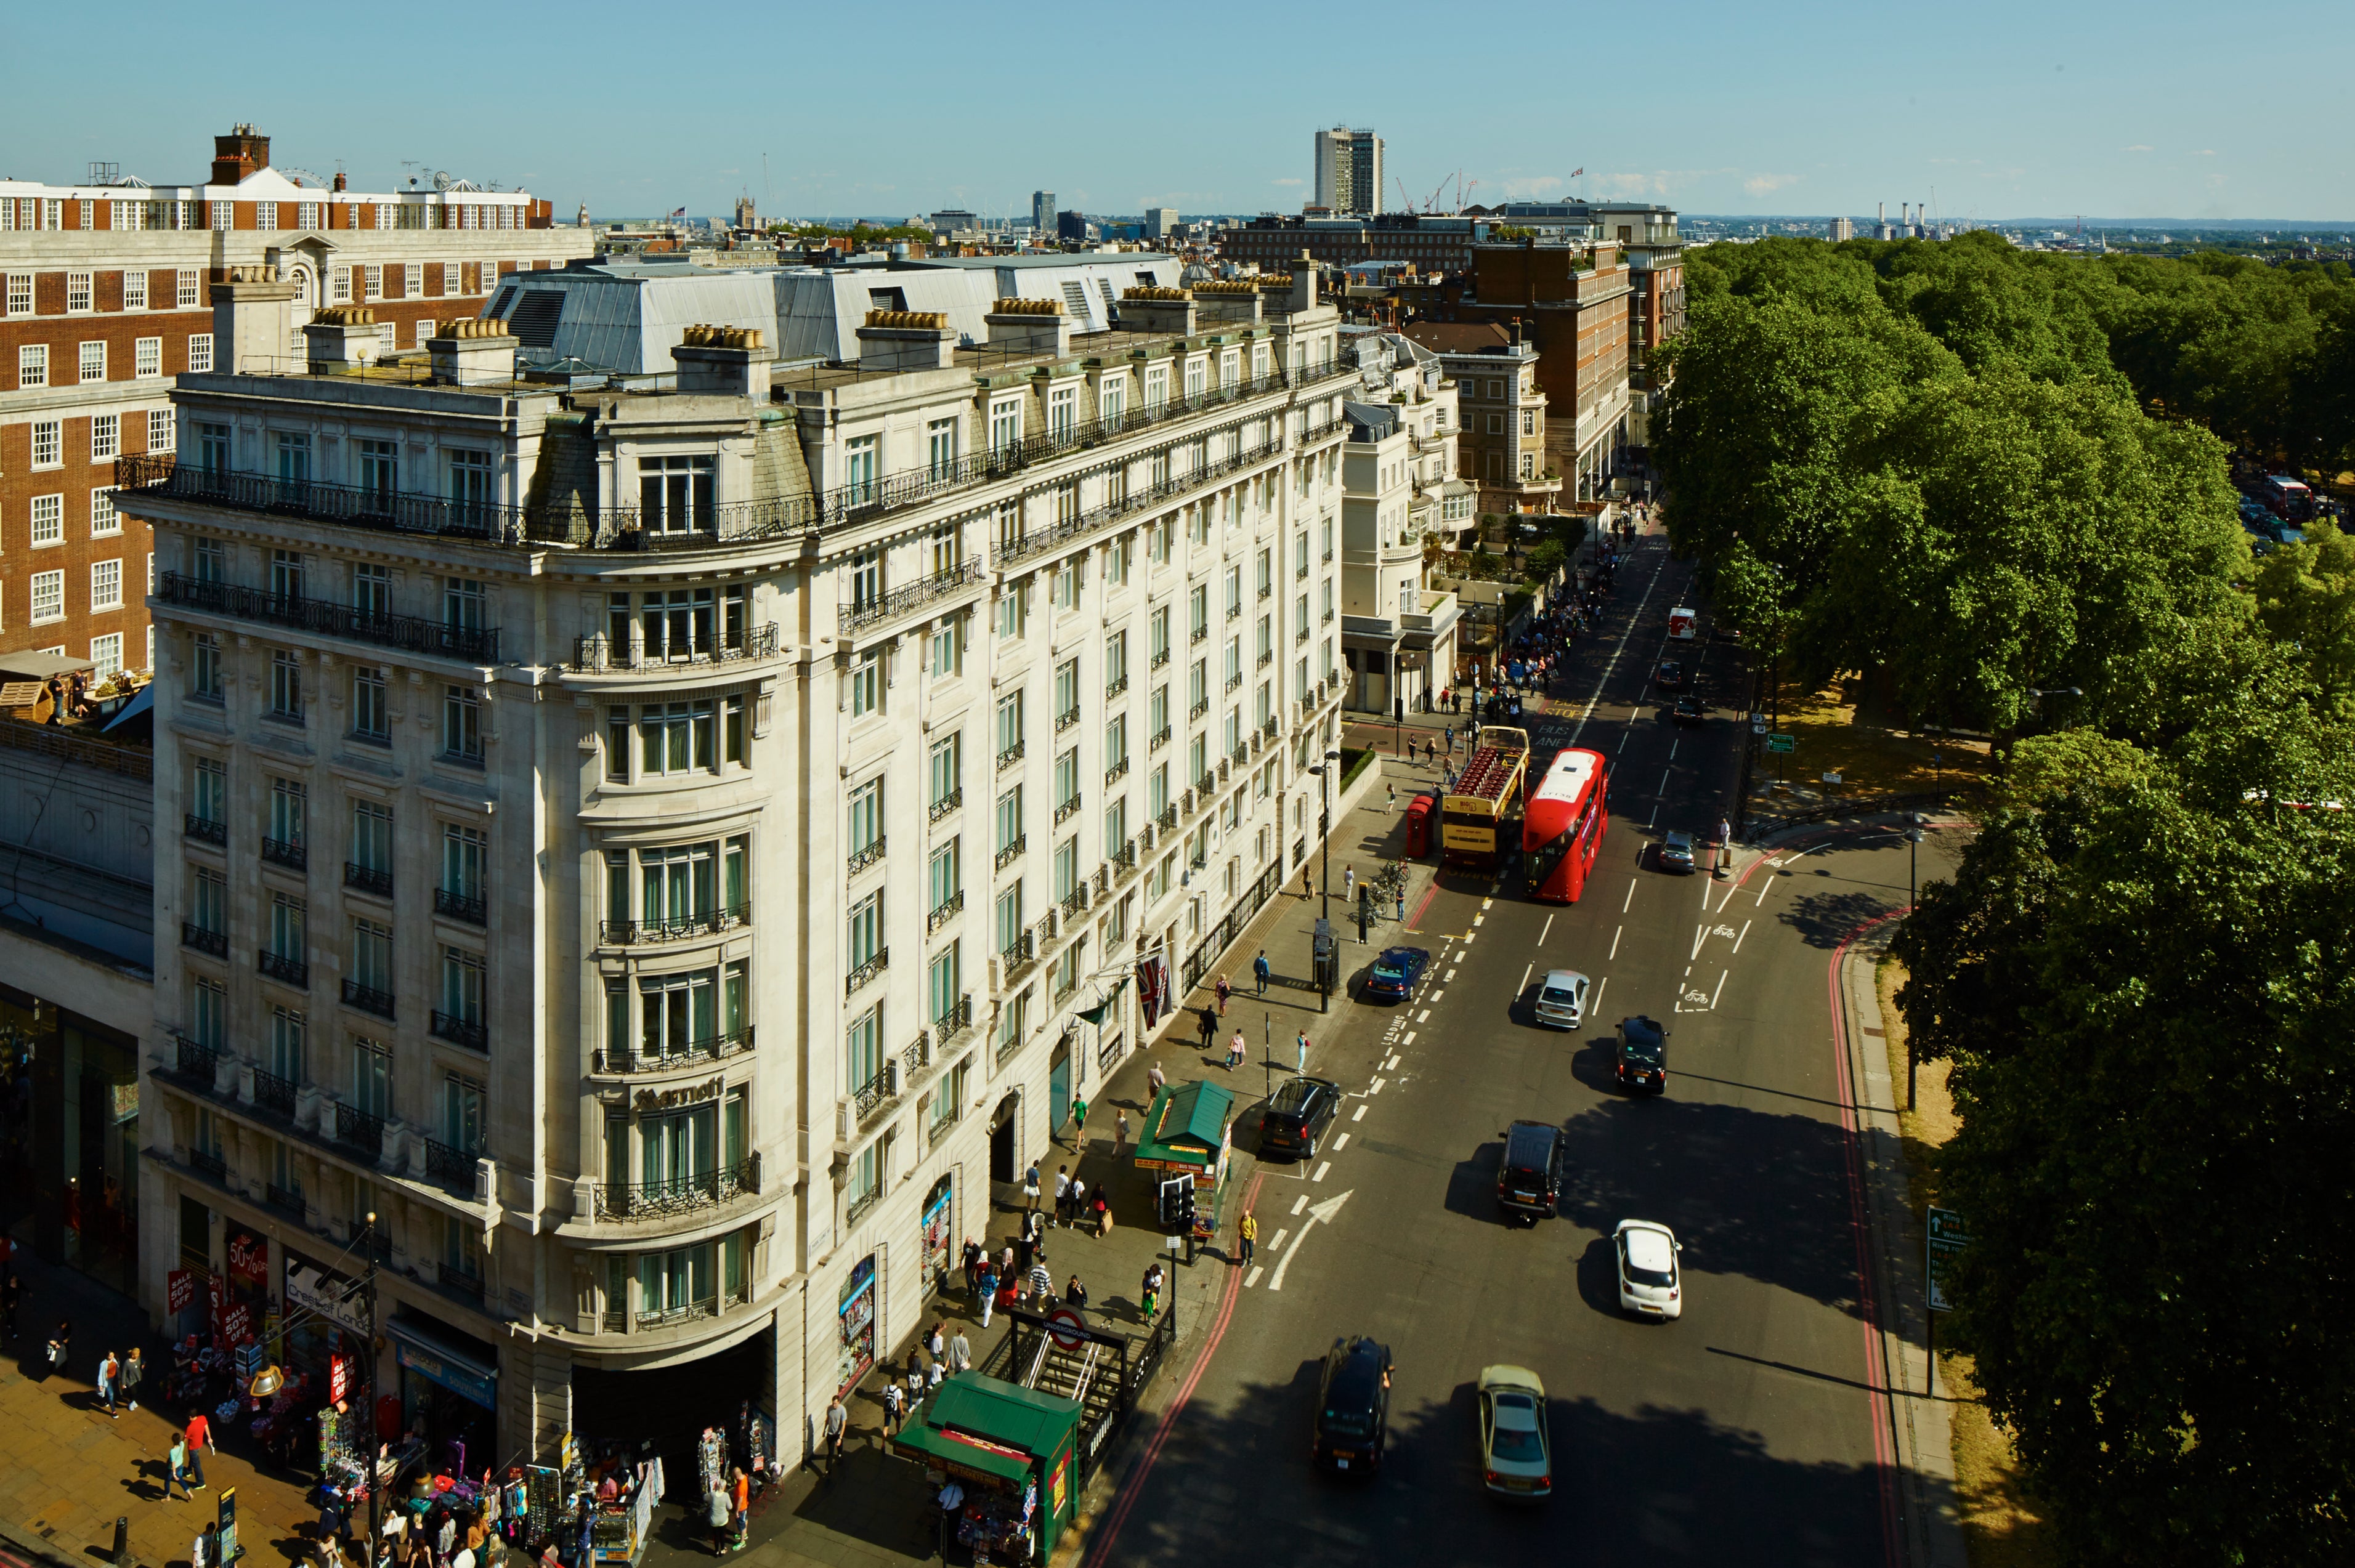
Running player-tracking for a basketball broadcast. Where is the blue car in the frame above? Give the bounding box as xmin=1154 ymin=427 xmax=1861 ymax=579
xmin=1363 ymin=945 xmax=1432 ymax=1003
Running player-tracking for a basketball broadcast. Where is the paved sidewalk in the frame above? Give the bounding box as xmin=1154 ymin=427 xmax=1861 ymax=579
xmin=0 ymin=1221 xmax=322 ymax=1568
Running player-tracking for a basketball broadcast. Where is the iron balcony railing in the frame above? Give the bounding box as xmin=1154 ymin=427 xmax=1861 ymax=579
xmin=599 ymin=904 xmax=751 ymax=945
xmin=1000 ymin=931 xmax=1035 ymax=977
xmin=258 ymin=950 xmax=308 ymax=988
xmin=595 ymin=1157 xmax=759 ymax=1221
xmin=183 ymin=922 xmax=227 ymax=958
xmin=253 ymin=1068 xmax=296 ymax=1117
xmin=342 ymin=979 xmax=396 ymax=1020
xmin=995 ymin=436 xmax=1289 ymax=568
xmin=264 ymin=1182 xmax=306 ymax=1219
xmin=1105 ymin=757 xmax=1129 ymax=785
xmin=1190 ymin=624 xmax=1210 ymax=646
xmin=840 ymin=558 xmax=986 ymax=637
xmin=1056 ymin=706 xmax=1081 ymax=733
xmin=335 ymin=1101 xmax=385 ymax=1151
xmin=934 ymin=994 xmax=975 ymax=1042
xmin=927 ymin=891 xmax=965 ymax=934
xmin=1060 ymin=886 xmax=1088 ymax=917
xmin=634 ymin=1287 xmax=751 ymax=1333
xmin=261 ymin=836 xmax=307 ymax=871
xmin=1105 ymin=674 xmax=1129 ymax=699
xmin=846 ymin=948 xmax=889 ymax=996
xmin=435 ymin=888 xmax=487 ymax=926
xmin=1151 ymin=647 xmax=1172 ymax=668
xmin=930 ymin=788 xmax=963 ymax=823
xmin=1189 ymin=698 xmax=1210 ymax=721
xmin=996 ymin=740 xmax=1025 ymax=774
xmin=853 ymin=1068 xmax=894 ymax=1126
xmin=175 ymin=1033 xmax=219 ymax=1083
xmin=424 ymin=1137 xmax=479 ymax=1187
xmin=344 ymin=862 xmax=393 ymax=897
xmin=437 ymin=1262 xmax=485 ymax=1301
xmin=190 ymin=1147 xmax=227 ymax=1181
xmin=994 ymin=835 xmax=1026 ymax=872
xmin=157 ymin=572 xmax=503 ymax=663
xmin=431 ymin=1011 xmax=488 ymax=1051
xmin=1157 ymin=804 xmax=1178 ymax=833
xmin=1150 ymin=725 xmax=1171 ymax=752
xmin=568 ymin=621 xmax=781 ymax=673
xmin=846 ymin=1185 xmax=883 ymax=1229
xmin=1054 ymin=796 xmax=1082 ymax=826
xmin=185 ymin=813 xmax=226 ymax=846
xmin=848 ymin=838 xmax=886 ymax=876
xmin=594 ymin=1027 xmax=755 ymax=1075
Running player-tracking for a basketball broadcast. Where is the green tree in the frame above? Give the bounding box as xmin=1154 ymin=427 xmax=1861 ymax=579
xmin=2255 ymin=518 xmax=2355 ymax=718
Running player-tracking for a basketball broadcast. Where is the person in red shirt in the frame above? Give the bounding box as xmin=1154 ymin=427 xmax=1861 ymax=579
xmin=183 ymin=1410 xmax=213 ymax=1489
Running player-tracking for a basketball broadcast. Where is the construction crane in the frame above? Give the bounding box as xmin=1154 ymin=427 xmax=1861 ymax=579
xmin=1424 ymin=174 xmax=1454 ymax=213
xmin=1396 ymin=177 xmax=1415 ymax=214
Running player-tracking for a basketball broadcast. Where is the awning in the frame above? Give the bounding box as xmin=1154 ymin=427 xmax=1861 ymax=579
xmin=1132 ymin=1080 xmax=1234 ymax=1171
xmin=387 ymin=1316 xmax=498 ymax=1408
xmin=888 ymin=1372 xmax=1077 ymax=1486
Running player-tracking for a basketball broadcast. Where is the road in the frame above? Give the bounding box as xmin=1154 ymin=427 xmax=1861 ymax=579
xmin=1087 ymin=535 xmax=1957 ymax=1567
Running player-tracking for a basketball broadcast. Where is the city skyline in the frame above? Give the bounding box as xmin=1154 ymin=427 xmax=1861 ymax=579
xmin=2 ymin=0 xmax=2347 ymax=223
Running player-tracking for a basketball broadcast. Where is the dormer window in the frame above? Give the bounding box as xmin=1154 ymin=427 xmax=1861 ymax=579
xmin=639 ymin=455 xmax=716 ymax=533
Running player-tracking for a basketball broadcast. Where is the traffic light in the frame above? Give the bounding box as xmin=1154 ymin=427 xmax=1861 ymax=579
xmin=1158 ymin=1175 xmax=1195 ymax=1232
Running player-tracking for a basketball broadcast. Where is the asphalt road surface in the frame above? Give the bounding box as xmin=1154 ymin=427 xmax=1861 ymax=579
xmin=1088 ymin=536 xmax=1958 ymax=1567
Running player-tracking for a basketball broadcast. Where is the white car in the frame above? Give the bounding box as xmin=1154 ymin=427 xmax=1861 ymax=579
xmin=1615 ymin=1219 xmax=1684 ymax=1319
xmin=1533 ymin=968 xmax=1590 ymax=1030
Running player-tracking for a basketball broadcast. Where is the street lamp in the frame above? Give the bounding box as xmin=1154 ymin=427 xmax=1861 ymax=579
xmin=1309 ymin=750 xmax=1341 ymax=1012
xmin=1904 ymin=818 xmax=1926 ymax=1112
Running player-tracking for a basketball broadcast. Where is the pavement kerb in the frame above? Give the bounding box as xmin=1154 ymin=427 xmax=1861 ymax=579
xmin=1837 ymin=921 xmax=1969 ymax=1568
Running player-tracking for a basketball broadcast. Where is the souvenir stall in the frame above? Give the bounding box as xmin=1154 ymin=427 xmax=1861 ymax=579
xmin=888 ymin=1374 xmax=1080 ymax=1566
xmin=1130 ymin=1080 xmax=1236 ymax=1247
xmin=577 ymin=1441 xmax=662 ymax=1568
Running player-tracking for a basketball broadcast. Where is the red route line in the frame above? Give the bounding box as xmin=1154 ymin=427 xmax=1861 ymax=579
xmin=1404 ymin=878 xmax=1441 ymax=931
xmin=1082 ymin=1170 xmax=1266 ymax=1568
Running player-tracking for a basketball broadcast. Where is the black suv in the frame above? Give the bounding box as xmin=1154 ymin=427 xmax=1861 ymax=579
xmin=1262 ymin=1076 xmax=1342 ymax=1160
xmin=1496 ymin=1120 xmax=1567 ymax=1224
xmin=1313 ymin=1335 xmax=1393 ymax=1473
xmin=1616 ymin=1016 xmax=1668 ymax=1094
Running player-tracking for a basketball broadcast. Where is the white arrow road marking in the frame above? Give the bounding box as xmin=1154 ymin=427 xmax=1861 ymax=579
xmin=1265 ymin=1189 xmax=1353 ymax=1293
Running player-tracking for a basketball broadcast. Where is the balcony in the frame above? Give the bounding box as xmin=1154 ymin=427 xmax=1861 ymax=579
xmin=994 ymin=835 xmax=1026 ymax=872
xmin=840 ymin=558 xmax=985 ymax=637
xmin=569 ymin=621 xmax=784 ymax=673
xmin=1150 ymin=647 xmax=1171 ymax=668
xmin=184 ymin=813 xmax=227 ymax=846
xmin=1060 ymin=885 xmax=1088 ymax=918
xmin=852 ymin=1068 xmax=895 ymax=1130
xmin=341 ymin=979 xmax=396 ymax=1020
xmin=264 ymin=1182 xmax=307 ymax=1220
xmin=253 ymin=1068 xmax=296 ymax=1118
xmin=334 ymin=1101 xmax=385 ymax=1152
xmin=182 ymin=922 xmax=227 ymax=958
xmin=175 ymin=1033 xmax=219 ymax=1083
xmin=994 ymin=430 xmax=1289 ymax=569
xmin=599 ymin=905 xmax=751 ymax=945
xmin=594 ymin=1027 xmax=754 ymax=1075
xmin=261 ymin=837 xmax=307 ymax=872
xmin=934 ymin=993 xmax=975 ymax=1045
xmin=846 ymin=948 xmax=889 ymax=996
xmin=1257 ymin=649 xmax=1274 ymax=668
xmin=1105 ymin=757 xmax=1129 ymax=786
xmin=190 ymin=1147 xmax=228 ymax=1182
xmin=848 ymin=837 xmax=886 ymax=876
xmin=595 ymin=1157 xmax=760 ymax=1222
xmin=434 ymin=888 xmax=487 ymax=926
xmin=1150 ymin=725 xmax=1172 ymax=753
xmin=1105 ymin=674 xmax=1129 ymax=699
xmin=1054 ymin=796 xmax=1080 ymax=826
xmin=634 ymin=1287 xmax=752 ymax=1333
xmin=344 ymin=862 xmax=394 ymax=898
xmin=1188 ymin=698 xmax=1210 ymax=721
xmin=258 ymin=950 xmax=308 ymax=988
xmin=995 ymin=740 xmax=1025 ymax=774
xmin=1055 ymin=706 xmax=1080 ymax=734
xmin=845 ymin=1184 xmax=883 ymax=1229
xmin=424 ymin=1137 xmax=479 ymax=1187
xmin=157 ymin=572 xmax=503 ymax=664
xmin=431 ymin=1011 xmax=488 ymax=1052
xmin=929 ymin=788 xmax=963 ymax=823
xmin=1190 ymin=624 xmax=1209 ymax=647
xmin=1157 ymin=804 xmax=1177 ymax=833
xmin=999 ymin=931 xmax=1035 ymax=980
xmin=927 ymin=891 xmax=965 ymax=934
xmin=436 ymin=1263 xmax=486 ymax=1303
xmin=1224 ymin=673 xmax=1243 ymax=695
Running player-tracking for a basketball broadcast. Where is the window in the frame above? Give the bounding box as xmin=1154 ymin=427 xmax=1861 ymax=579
xmin=355 ymin=438 xmax=398 ymax=511
xmin=928 ymin=944 xmax=963 ymax=1033
xmin=995 ymin=691 xmax=1023 ymax=762
xmin=931 ymin=614 xmax=963 ymax=677
xmin=930 ymin=734 xmax=962 ymax=812
xmin=1053 ymin=837 xmax=1079 ymax=903
xmin=995 ymin=580 xmax=1026 ymax=641
xmin=330 ymin=266 xmax=352 ymax=304
xmin=134 ymin=336 xmax=161 ymax=378
xmin=350 ymin=1037 xmax=392 ymax=1120
xmin=351 ymin=801 xmax=393 ymax=879
xmin=848 ymin=652 xmax=881 ymax=719
xmin=848 ymin=777 xmax=883 ymax=865
xmin=444 ymin=576 xmax=487 ymax=632
xmin=190 ymin=866 xmax=227 ymax=939
xmin=275 ymin=430 xmax=311 ymax=484
xmin=352 ymin=562 xmax=390 ymax=620
xmin=989 ymin=398 xmax=1021 ymax=453
xmin=638 ymin=455 xmax=715 ymax=533
xmin=31 ymin=420 xmax=60 ymax=469
xmin=30 ymin=495 xmax=62 ymax=546
xmin=442 ymin=685 xmax=482 ymax=762
xmin=363 ymin=264 xmax=383 ymax=301
xmin=269 ymin=650 xmax=302 ymax=721
xmin=171 ymin=267 xmax=199 ymax=308
xmin=441 ymin=1072 xmax=485 ymax=1155
xmin=30 ymin=572 xmax=63 ymax=625
xmin=443 ymin=262 xmax=460 ymax=295
xmin=77 ymin=341 xmax=105 ymax=384
xmin=442 ymin=825 xmax=484 ymax=905
xmin=846 ymin=1004 xmax=883 ymax=1094
xmin=90 ymin=413 xmax=118 ymax=461
xmin=847 ymin=891 xmax=884 ymax=976
xmin=1055 ymin=658 xmax=1080 ymax=726
xmin=192 ymin=633 xmax=222 ymax=701
xmin=4 ymin=273 xmax=29 ymax=316
xmin=190 ymin=976 xmax=226 ymax=1052
xmin=996 ymin=785 xmax=1024 ymax=854
xmin=1047 ymin=386 xmax=1077 ymax=440
xmin=449 ymin=450 xmax=493 ymax=519
xmin=926 ymin=417 xmax=957 ymax=479
xmin=1145 ymin=363 xmax=1168 ymax=408
xmin=268 ymin=892 xmax=307 ymax=966
xmin=187 ymin=333 xmax=214 ymax=373
xmin=995 ymin=888 xmax=1024 ymax=959
xmin=440 ymin=948 xmax=485 ymax=1031
xmin=1189 ymin=584 xmax=1209 ymax=640
xmin=16 ymin=344 xmax=44 ymax=388
xmin=67 ymin=272 xmax=93 ymax=312
xmin=1055 ymin=748 xmax=1081 ymax=819
xmin=89 ymin=634 xmax=122 ymax=677
xmin=929 ymin=838 xmax=962 ymax=916
xmin=90 ymin=559 xmax=121 ymax=612
xmin=635 ymin=700 xmax=719 ymax=777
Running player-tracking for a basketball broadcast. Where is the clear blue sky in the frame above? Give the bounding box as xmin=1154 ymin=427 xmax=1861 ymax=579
xmin=5 ymin=0 xmax=2348 ymax=222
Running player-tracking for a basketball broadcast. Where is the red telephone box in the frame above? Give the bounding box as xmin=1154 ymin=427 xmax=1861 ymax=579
xmin=1404 ymin=792 xmax=1436 ymax=858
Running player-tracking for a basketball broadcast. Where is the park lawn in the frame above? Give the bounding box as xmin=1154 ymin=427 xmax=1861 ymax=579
xmin=1758 ymin=678 xmax=1995 ymax=809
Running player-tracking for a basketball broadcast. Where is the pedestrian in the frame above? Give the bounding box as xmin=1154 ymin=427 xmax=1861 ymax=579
xmin=1053 ymin=1165 xmax=1071 ymax=1226
xmin=1148 ymin=1061 xmax=1167 ymax=1101
xmin=1387 ymin=782 xmax=1396 ymax=812
xmin=184 ymin=1408 xmax=213 ymax=1488
xmin=948 ymin=1327 xmax=973 ymax=1373
xmin=99 ymin=1348 xmax=120 ymax=1415
xmin=1015 ymin=1226 xmax=1034 ymax=1276
xmin=195 ymin=1524 xmax=218 ymax=1568
xmin=928 ymin=1357 xmax=944 ymax=1392
xmin=121 ymin=1346 xmax=143 ymax=1411
xmin=1215 ymin=974 xmax=1230 ymax=1016
xmin=1028 ymin=1259 xmax=1053 ymax=1303
xmin=1115 ymin=1108 xmax=1130 ymax=1152
xmin=1253 ymin=950 xmax=1271 ymax=995
xmin=1197 ymin=1006 xmax=1218 ymax=1054
xmin=1023 ymin=1160 xmax=1040 ymax=1209
xmin=1069 ymin=1176 xmax=1087 ymax=1224
xmin=1140 ymin=1266 xmax=1160 ymax=1322
xmin=1093 ymin=1190 xmax=1113 ymax=1237
xmin=1295 ymin=1028 xmax=1310 ymax=1073
xmin=1238 ymin=1210 xmax=1257 ymax=1267
xmin=705 ymin=1473 xmax=731 ymax=1551
xmin=1067 ymin=1277 xmax=1089 ymax=1315
xmin=821 ymin=1397 xmax=848 ymax=1476
xmin=1071 ymin=1096 xmax=1088 ymax=1143
xmin=928 ymin=1321 xmax=946 ymax=1363
xmin=1342 ymin=865 xmax=1355 ymax=900
xmin=46 ymin=1317 xmax=70 ymax=1377
xmin=977 ymin=1264 xmax=997 ymax=1328
xmin=962 ymin=1238 xmax=983 ymax=1296
xmin=167 ymin=1433 xmax=195 ymax=1500
xmin=1222 ymin=1030 xmax=1244 ymax=1071
xmin=731 ymin=1465 xmax=750 ymax=1551
xmin=1 ymin=1271 xmax=18 ymax=1341
xmin=904 ymin=1361 xmax=925 ymax=1419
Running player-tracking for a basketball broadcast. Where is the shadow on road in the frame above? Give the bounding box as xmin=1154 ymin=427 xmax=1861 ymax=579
xmin=1775 ymin=886 xmax=1899 ymax=950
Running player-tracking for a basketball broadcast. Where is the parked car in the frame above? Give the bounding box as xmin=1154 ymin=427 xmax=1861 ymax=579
xmin=1657 ymin=830 xmax=1696 ymax=873
xmin=1615 ymin=1015 xmax=1668 ymax=1093
xmin=1363 ymin=945 xmax=1431 ymax=1004
xmin=1494 ymin=1120 xmax=1566 ymax=1224
xmin=1477 ymin=1365 xmax=1552 ymax=1498
xmin=1655 ymin=658 xmax=1688 ymax=691
xmin=1533 ymin=968 xmax=1590 ymax=1030
xmin=1615 ymin=1219 xmax=1684 ymax=1319
xmin=1312 ymin=1335 xmax=1393 ymax=1473
xmin=1262 ymin=1076 xmax=1342 ymax=1160
xmin=1671 ymin=696 xmax=1708 ymax=727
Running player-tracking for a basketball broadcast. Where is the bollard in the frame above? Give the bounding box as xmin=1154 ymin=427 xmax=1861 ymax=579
xmin=113 ymin=1515 xmax=131 ymax=1568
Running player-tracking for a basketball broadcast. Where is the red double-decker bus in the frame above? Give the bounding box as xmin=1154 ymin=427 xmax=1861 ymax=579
xmin=1524 ymin=747 xmax=1610 ymax=902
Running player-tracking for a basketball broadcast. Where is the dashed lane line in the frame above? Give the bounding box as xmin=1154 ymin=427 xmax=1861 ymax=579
xmin=1610 ymin=925 xmax=1623 ymax=961
xmin=1291 ymin=1194 xmax=1309 ymax=1217
xmin=1311 ymin=1162 xmax=1331 ymax=1182
xmin=1539 ymin=913 xmax=1554 ymax=945
xmin=1624 ymin=878 xmax=1638 ymax=913
xmin=1352 ymin=1105 xmax=1367 ymax=1121
xmin=1244 ymin=1266 xmax=1263 ymax=1288
xmin=1332 ymin=1133 xmax=1350 ymax=1151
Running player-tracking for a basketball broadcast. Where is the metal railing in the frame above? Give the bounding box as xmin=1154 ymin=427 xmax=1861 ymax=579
xmin=253 ymin=1068 xmax=296 ymax=1117
xmin=596 ymin=1157 xmax=759 ymax=1221
xmin=1105 ymin=674 xmax=1129 ymax=698
xmin=334 ymin=1101 xmax=385 ymax=1151
xmin=176 ymin=1033 xmax=219 ymax=1083
xmin=258 ymin=950 xmax=308 ymax=988
xmin=568 ymin=622 xmax=780 ymax=673
xmin=994 ymin=835 xmax=1026 ymax=872
xmin=928 ymin=891 xmax=965 ymax=934
xmin=841 ymin=559 xmax=985 ymax=636
xmin=261 ymin=836 xmax=307 ymax=871
xmin=1060 ymin=886 xmax=1088 ymax=917
xmin=853 ymin=1068 xmax=895 ymax=1126
xmin=436 ymin=1262 xmax=485 ymax=1301
xmin=1105 ymin=757 xmax=1129 ymax=785
xmin=1188 ymin=698 xmax=1209 ymax=721
xmin=846 ymin=948 xmax=889 ymax=996
xmin=342 ymin=979 xmax=395 ymax=1020
xmin=190 ymin=1147 xmax=228 ymax=1181
xmin=996 ymin=740 xmax=1025 ymax=773
xmin=182 ymin=922 xmax=227 ymax=958
xmin=157 ymin=572 xmax=503 ymax=663
xmin=599 ymin=904 xmax=751 ymax=945
xmin=1056 ymin=706 xmax=1082 ymax=733
xmin=424 ymin=1138 xmax=478 ymax=1187
xmin=1055 ymin=797 xmax=1082 ymax=826
xmin=264 ymin=1182 xmax=306 ymax=1218
xmin=634 ymin=1287 xmax=751 ymax=1333
xmin=845 ymin=1185 xmax=883 ymax=1229
xmin=435 ymin=888 xmax=487 ymax=926
xmin=1157 ymin=804 xmax=1178 ymax=833
xmin=999 ymin=931 xmax=1035 ymax=978
xmin=1150 ymin=725 xmax=1171 ymax=752
xmin=595 ymin=1027 xmax=755 ymax=1075
xmin=848 ymin=838 xmax=886 ymax=876
xmin=996 ymin=435 xmax=1288 ymax=568
xmin=431 ymin=1011 xmax=488 ymax=1051
xmin=344 ymin=862 xmax=393 ymax=897
xmin=1151 ymin=647 xmax=1171 ymax=668
xmin=934 ymin=994 xmax=974 ymax=1043
xmin=930 ymin=788 xmax=963 ymax=823
xmin=185 ymin=813 xmax=227 ymax=845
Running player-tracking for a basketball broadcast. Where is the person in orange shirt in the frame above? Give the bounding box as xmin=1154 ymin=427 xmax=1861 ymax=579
xmin=729 ymin=1467 xmax=750 ymax=1552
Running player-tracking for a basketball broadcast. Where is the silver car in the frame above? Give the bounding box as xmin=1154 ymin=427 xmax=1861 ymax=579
xmin=1533 ymin=968 xmax=1590 ymax=1030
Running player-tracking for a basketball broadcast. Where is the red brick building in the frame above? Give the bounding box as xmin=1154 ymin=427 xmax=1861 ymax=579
xmin=0 ymin=126 xmax=591 ymax=669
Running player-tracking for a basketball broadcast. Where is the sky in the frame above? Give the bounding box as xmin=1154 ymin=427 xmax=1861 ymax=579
xmin=4 ymin=0 xmax=2349 ymax=223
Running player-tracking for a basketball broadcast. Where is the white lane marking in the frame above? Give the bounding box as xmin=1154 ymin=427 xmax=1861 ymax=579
xmin=1648 ymin=804 xmax=1660 ymax=829
xmin=1610 ymin=925 xmax=1623 ymax=960
xmin=1352 ymin=1104 xmax=1368 ymax=1122
xmin=1245 ymin=1266 xmax=1263 ymax=1288
xmin=1669 ymin=740 xmax=1679 ymax=761
xmin=1371 ymin=1077 xmax=1387 ymax=1093
xmin=1430 ymin=990 xmax=1446 ymax=1002
xmin=1691 ymin=923 xmax=1708 ymax=961
xmin=1401 ymin=1032 xmax=1416 ymax=1045
xmin=1482 ymin=897 xmax=1495 ymax=911
xmin=1660 ymin=767 xmax=1672 ymax=795
xmin=1445 ymin=970 xmax=1458 ymax=983
xmin=1755 ymin=876 xmax=1773 ymax=907
xmin=1332 ymin=1133 xmax=1350 ymax=1151
xmin=1717 ymin=879 xmax=1743 ymax=914
xmin=1269 ymin=1229 xmax=1291 ymax=1251
xmin=1473 ymin=913 xmax=1486 ymax=927
xmin=1416 ymin=1009 xmax=1432 ymax=1023
xmin=1732 ymin=918 xmax=1752 ymax=954
xmin=1624 ymin=879 xmax=1637 ymax=913
xmin=1291 ymin=1194 xmax=1310 ymax=1216
xmin=1462 ymin=931 xmax=1478 ymax=944
xmin=1539 ymin=913 xmax=1554 ymax=945
xmin=1562 ymin=549 xmax=1668 ymax=748
xmin=1592 ymin=976 xmax=1607 ymax=1012
xmin=1518 ymin=961 xmax=1533 ymax=994
xmin=1616 ymin=729 xmax=1630 ymax=752
xmin=1311 ymin=1162 xmax=1331 ymax=1182
xmin=1265 ymin=1189 xmax=1353 ymax=1293
xmin=1713 ymin=968 xmax=1729 ymax=1008
xmin=1700 ymin=879 xmax=1713 ymax=911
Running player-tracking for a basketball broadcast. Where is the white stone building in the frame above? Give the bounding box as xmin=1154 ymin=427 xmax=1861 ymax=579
xmin=126 ymin=265 xmax=1350 ymax=1465
xmin=1337 ymin=333 xmax=1467 ymax=714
